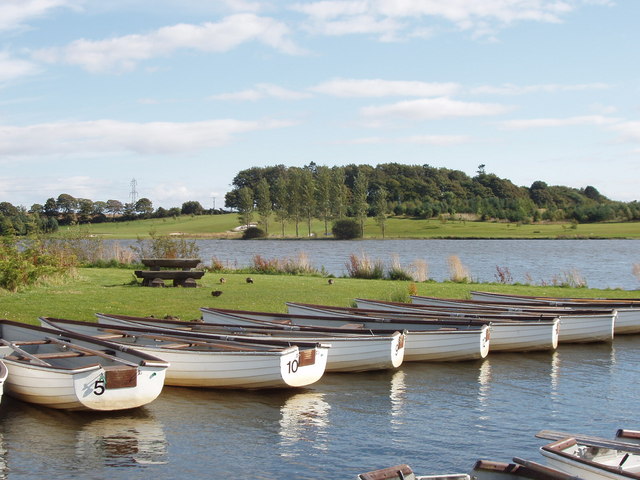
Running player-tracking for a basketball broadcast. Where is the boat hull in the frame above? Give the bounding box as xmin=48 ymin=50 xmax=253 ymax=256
xmin=540 ymin=437 xmax=640 ymax=480
xmin=2 ymin=359 xmax=166 ymax=411
xmin=97 ymin=312 xmax=397 ymax=374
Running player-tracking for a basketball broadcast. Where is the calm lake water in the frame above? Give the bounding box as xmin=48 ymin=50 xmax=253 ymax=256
xmin=0 ymin=336 xmax=638 ymax=479
xmin=119 ymin=238 xmax=640 ymax=290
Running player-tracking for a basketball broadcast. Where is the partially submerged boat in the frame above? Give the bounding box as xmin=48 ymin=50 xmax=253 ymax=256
xmin=200 ymin=307 xmax=490 ymax=362
xmin=537 ymin=430 xmax=640 ymax=480
xmin=41 ymin=317 xmax=329 ymax=389
xmin=0 ymin=319 xmax=169 ymax=411
xmin=94 ymin=312 xmax=404 ymax=373
xmin=358 ymin=458 xmax=581 ymax=480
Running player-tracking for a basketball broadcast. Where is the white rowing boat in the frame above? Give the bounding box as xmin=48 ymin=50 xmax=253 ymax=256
xmin=0 ymin=319 xmax=168 ymax=411
xmin=468 ymin=291 xmax=640 ymax=335
xmin=537 ymin=433 xmax=640 ymax=480
xmin=201 ymin=307 xmax=490 ymax=362
xmin=41 ymin=317 xmax=329 ymax=389
xmin=407 ymin=295 xmax=616 ymax=344
xmin=94 ymin=312 xmax=404 ymax=373
xmin=350 ymin=299 xmax=560 ymax=353
xmin=287 ymin=301 xmax=558 ymax=353
xmin=358 ymin=458 xmax=581 ymax=480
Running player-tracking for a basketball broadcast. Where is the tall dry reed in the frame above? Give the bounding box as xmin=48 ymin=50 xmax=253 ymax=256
xmin=448 ymin=255 xmax=471 ymax=283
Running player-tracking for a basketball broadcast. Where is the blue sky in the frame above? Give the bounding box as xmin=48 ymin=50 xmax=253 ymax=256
xmin=1 ymin=0 xmax=638 ymax=209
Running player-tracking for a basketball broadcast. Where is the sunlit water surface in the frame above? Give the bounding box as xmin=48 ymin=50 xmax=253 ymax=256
xmin=117 ymin=238 xmax=640 ymax=289
xmin=1 ymin=336 xmax=638 ymax=479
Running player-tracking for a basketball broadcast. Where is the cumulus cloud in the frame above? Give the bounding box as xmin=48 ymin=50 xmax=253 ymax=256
xmin=361 ymin=97 xmax=511 ymax=120
xmin=0 ymin=0 xmax=80 ymax=32
xmin=211 ymin=83 xmax=312 ymax=101
xmin=32 ymin=14 xmax=304 ymax=73
xmin=346 ymin=134 xmax=471 ymax=145
xmin=0 ymin=52 xmax=40 ymax=83
xmin=470 ymin=82 xmax=610 ymax=95
xmin=0 ymin=118 xmax=295 ymax=157
xmin=502 ymin=115 xmax=618 ymax=129
xmin=611 ymin=121 xmax=640 ymax=142
xmin=291 ymin=0 xmax=612 ymax=40
xmin=311 ymin=78 xmax=460 ymax=97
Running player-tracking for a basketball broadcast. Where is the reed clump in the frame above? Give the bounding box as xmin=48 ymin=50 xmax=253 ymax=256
xmin=346 ymin=252 xmax=385 ymax=279
xmin=448 ymin=255 xmax=471 ymax=283
xmin=386 ymin=254 xmax=414 ymax=281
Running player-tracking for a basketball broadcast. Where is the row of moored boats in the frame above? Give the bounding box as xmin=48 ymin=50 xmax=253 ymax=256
xmin=359 ymin=428 xmax=640 ymax=480
xmin=0 ymin=291 xmax=637 ymax=411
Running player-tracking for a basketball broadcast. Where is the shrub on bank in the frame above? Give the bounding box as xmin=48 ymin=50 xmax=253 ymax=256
xmin=242 ymin=227 xmax=267 ymax=239
xmin=0 ymin=236 xmax=76 ymax=291
xmin=332 ymin=219 xmax=361 ymax=240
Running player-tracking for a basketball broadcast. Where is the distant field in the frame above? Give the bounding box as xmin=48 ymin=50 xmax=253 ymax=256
xmin=61 ymin=213 xmax=640 ymax=239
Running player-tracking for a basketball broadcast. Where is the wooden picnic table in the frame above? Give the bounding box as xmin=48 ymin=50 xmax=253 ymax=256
xmin=135 ymin=258 xmax=204 ymax=287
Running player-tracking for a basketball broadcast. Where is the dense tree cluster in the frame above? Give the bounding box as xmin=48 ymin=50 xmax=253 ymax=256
xmin=0 ymin=194 xmax=225 ymax=236
xmin=224 ymin=163 xmax=640 ymax=235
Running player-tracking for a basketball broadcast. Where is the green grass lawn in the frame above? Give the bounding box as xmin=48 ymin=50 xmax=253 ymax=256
xmin=2 ymin=268 xmax=638 ymax=325
xmin=62 ymin=213 xmax=640 ymax=239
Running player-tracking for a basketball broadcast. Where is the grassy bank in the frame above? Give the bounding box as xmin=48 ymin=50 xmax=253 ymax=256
xmin=1 ymin=268 xmax=638 ymax=325
xmin=61 ymin=214 xmax=640 ymax=239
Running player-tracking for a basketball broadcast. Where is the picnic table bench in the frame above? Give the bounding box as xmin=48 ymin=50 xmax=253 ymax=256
xmin=135 ymin=258 xmax=205 ymax=287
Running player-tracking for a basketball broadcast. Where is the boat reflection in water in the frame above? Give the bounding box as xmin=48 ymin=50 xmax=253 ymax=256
xmin=389 ymin=370 xmax=407 ymax=425
xmin=278 ymin=391 xmax=330 ymax=455
xmin=75 ymin=413 xmax=168 ymax=466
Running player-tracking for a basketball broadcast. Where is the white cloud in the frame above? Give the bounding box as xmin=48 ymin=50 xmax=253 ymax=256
xmin=0 ymin=118 xmax=295 ymax=157
xmin=0 ymin=51 xmax=40 ymax=83
xmin=470 ymin=82 xmax=610 ymax=95
xmin=361 ymin=97 xmax=511 ymax=120
xmin=291 ymin=0 xmax=612 ymax=39
xmin=33 ymin=14 xmax=304 ymax=73
xmin=311 ymin=78 xmax=460 ymax=97
xmin=0 ymin=0 xmax=80 ymax=32
xmin=211 ymin=83 xmax=312 ymax=101
xmin=502 ymin=115 xmax=618 ymax=129
xmin=346 ymin=134 xmax=471 ymax=145
xmin=611 ymin=121 xmax=640 ymax=142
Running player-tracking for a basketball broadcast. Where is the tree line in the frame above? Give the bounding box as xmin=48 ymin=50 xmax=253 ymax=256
xmin=2 ymin=162 xmax=638 ymax=237
xmin=0 ymin=194 xmax=224 ymax=236
xmin=224 ymin=162 xmax=640 ymax=237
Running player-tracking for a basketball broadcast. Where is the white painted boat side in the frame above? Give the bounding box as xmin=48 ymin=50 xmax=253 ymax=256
xmin=403 ymin=326 xmax=489 ymax=362
xmin=0 ymin=360 xmax=7 ymax=403
xmin=408 ymin=297 xmax=614 ymax=344
xmin=1 ymin=359 xmax=166 ymax=411
xmin=98 ymin=312 xmax=402 ymax=373
xmin=609 ymin=309 xmax=640 ymax=335
xmin=554 ymin=313 xmax=615 ymax=343
xmin=288 ymin=302 xmax=558 ymax=352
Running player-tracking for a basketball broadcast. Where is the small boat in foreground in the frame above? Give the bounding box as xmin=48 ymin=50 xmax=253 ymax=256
xmin=537 ymin=431 xmax=640 ymax=480
xmin=41 ymin=317 xmax=330 ymax=389
xmin=0 ymin=319 xmax=169 ymax=411
xmin=358 ymin=458 xmax=580 ymax=480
